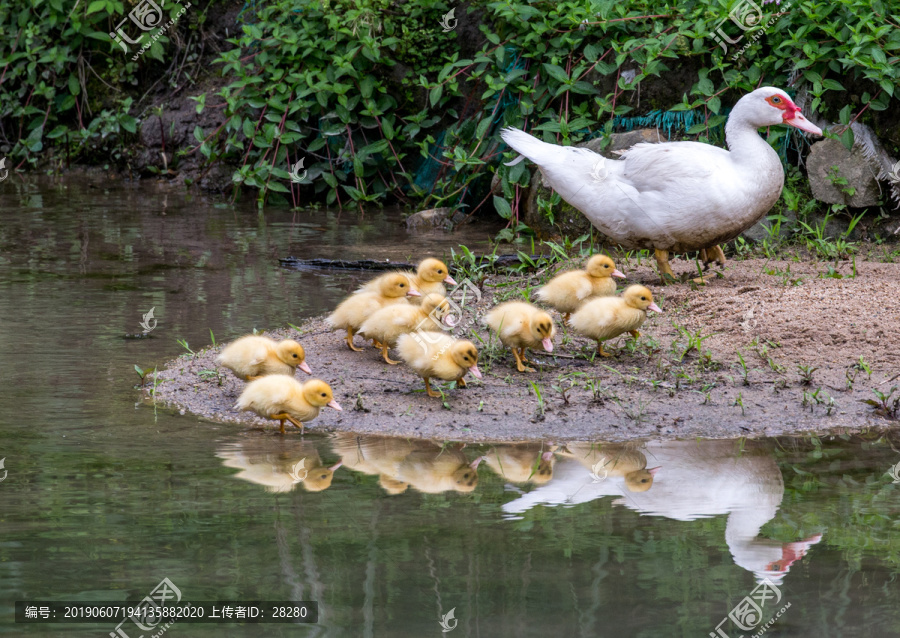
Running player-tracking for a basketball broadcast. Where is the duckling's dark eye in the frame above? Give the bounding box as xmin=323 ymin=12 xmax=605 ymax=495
xmin=604 ymin=264 xmax=609 ymax=268
xmin=437 ymin=269 xmax=443 ymax=274
xmin=641 ymin=478 xmax=648 ymax=483
xmin=321 ymin=393 xmax=327 ymax=397
xmin=641 ymin=296 xmax=647 ymax=300
xmin=400 ymin=283 xmax=405 ymax=287
xmin=292 ymin=354 xmax=298 ymax=358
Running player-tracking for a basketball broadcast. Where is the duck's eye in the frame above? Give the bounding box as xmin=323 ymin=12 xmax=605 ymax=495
xmin=437 ymin=269 xmax=443 ymax=274
xmin=604 ymin=264 xmax=609 ymax=268
xmin=641 ymin=478 xmax=648 ymax=483
xmin=641 ymin=296 xmax=647 ymax=301
xmin=321 ymin=393 xmax=327 ymax=397
xmin=292 ymin=354 xmax=298 ymax=358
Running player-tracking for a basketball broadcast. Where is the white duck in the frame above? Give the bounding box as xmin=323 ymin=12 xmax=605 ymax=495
xmin=501 ymin=87 xmax=822 ymax=280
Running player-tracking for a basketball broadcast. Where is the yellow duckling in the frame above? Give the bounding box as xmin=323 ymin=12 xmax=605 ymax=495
xmin=570 ymin=284 xmax=661 ymax=357
xmin=329 ymin=434 xmax=426 ymax=495
xmin=358 ymin=294 xmax=453 ymax=365
xmin=235 ymin=376 xmax=342 ymax=435
xmin=561 ymin=442 xmax=659 ymax=492
xmin=359 ymin=258 xmax=457 ymax=302
xmin=327 ymin=273 xmax=420 ymax=351
xmin=395 ymin=332 xmax=482 ymax=397
xmin=484 ymin=443 xmax=556 ymax=485
xmin=215 ymin=335 xmax=311 ymax=381
xmin=536 ymin=255 xmax=625 ymax=324
xmin=483 ymin=301 xmax=556 ymax=373
xmin=395 ymin=444 xmax=484 ymax=494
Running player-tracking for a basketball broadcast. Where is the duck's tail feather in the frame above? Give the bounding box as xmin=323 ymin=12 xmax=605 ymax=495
xmin=501 ymin=128 xmax=562 ymax=166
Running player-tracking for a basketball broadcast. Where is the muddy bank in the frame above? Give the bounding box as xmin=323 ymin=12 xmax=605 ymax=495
xmin=150 ymin=255 xmax=900 ymax=442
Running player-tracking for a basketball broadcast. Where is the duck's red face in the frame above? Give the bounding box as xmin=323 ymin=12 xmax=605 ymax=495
xmin=765 ymin=93 xmax=822 ymax=135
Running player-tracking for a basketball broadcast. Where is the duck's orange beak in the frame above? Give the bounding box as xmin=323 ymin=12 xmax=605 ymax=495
xmin=328 ymin=462 xmax=343 ymax=472
xmin=541 ymin=451 xmax=554 ymax=462
xmin=469 ymin=456 xmax=485 ymax=469
xmin=541 ymin=337 xmax=553 ymax=352
xmin=647 ymin=466 xmax=661 ymax=476
xmin=327 ymin=400 xmax=343 ymax=411
xmin=648 ymin=302 xmax=662 ymax=313
xmin=407 ymin=289 xmax=421 ymax=297
xmin=444 ymin=275 xmax=458 ymax=286
xmin=298 ymin=361 xmax=312 ymax=375
xmin=468 ymin=364 xmax=482 ymax=379
xmin=612 ymin=269 xmax=626 ymax=279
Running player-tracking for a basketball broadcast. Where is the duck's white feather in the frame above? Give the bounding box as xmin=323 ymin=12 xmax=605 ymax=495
xmin=500 ymin=87 xmax=805 ymax=252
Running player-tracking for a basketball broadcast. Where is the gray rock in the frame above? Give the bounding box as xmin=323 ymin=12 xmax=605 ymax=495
xmin=406 ymin=207 xmax=453 ymax=230
xmin=807 ymin=126 xmax=881 ymax=207
xmin=524 ymin=129 xmax=668 ymax=239
xmin=199 ymin=163 xmax=234 ymax=193
xmin=741 ymin=210 xmax=797 ymax=243
xmin=140 ymin=114 xmax=189 ymax=149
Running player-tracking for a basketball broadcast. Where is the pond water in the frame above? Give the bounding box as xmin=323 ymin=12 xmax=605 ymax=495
xmin=1 ymin=177 xmax=899 ymax=637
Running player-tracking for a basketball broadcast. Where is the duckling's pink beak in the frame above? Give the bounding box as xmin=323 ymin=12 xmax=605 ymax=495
xmin=612 ymin=269 xmax=626 ymax=279
xmin=468 ymin=364 xmax=483 ymax=379
xmin=541 ymin=451 xmax=554 ymax=462
xmin=648 ymin=302 xmax=662 ymax=313
xmin=298 ymin=361 xmax=312 ymax=375
xmin=647 ymin=466 xmax=661 ymax=476
xmin=444 ymin=275 xmax=458 ymax=286
xmin=541 ymin=337 xmax=553 ymax=352
xmin=407 ymin=289 xmax=421 ymax=297
xmin=443 ymin=314 xmax=457 ymax=327
xmin=327 ymin=400 xmax=343 ymax=411
xmin=469 ymin=455 xmax=485 ymax=469
xmin=328 ymin=462 xmax=343 ymax=472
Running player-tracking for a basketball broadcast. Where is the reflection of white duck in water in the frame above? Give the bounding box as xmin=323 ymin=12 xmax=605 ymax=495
xmin=503 ymin=440 xmax=822 ymax=584
xmin=217 ymin=438 xmax=342 ymax=493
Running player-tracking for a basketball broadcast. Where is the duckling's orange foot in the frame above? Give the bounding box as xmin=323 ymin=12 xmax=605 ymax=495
xmin=271 ymin=413 xmax=305 ymax=435
xmin=597 ymin=343 xmax=614 ymax=357
xmin=456 ymin=377 xmax=468 ymax=388
xmin=562 ymin=313 xmax=571 ymax=326
xmin=630 ymin=330 xmax=641 ymax=339
xmin=246 ymin=375 xmax=263 ymax=381
xmin=424 ymin=377 xmax=442 ymax=398
xmin=371 ymin=339 xmax=384 ymax=349
xmin=345 ymin=329 xmax=363 ymax=352
xmin=513 ymin=348 xmax=536 ymax=373
xmin=381 ymin=344 xmax=401 ymax=365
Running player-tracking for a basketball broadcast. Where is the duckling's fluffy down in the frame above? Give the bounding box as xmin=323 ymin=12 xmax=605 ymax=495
xmin=235 ymin=375 xmax=324 ymax=423
xmin=396 ymin=332 xmax=468 ymax=381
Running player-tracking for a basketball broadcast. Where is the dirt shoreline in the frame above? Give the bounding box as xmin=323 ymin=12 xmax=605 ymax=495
xmin=150 ymin=255 xmax=900 ymax=442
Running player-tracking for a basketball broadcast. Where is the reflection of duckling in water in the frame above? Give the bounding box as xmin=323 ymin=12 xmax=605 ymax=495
xmin=396 ymin=444 xmax=484 ymax=494
xmin=216 ymin=439 xmax=342 ymax=493
xmin=329 ymin=434 xmax=423 ymax=495
xmin=561 ymin=442 xmax=659 ymax=492
xmin=483 ymin=443 xmax=556 ymax=485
